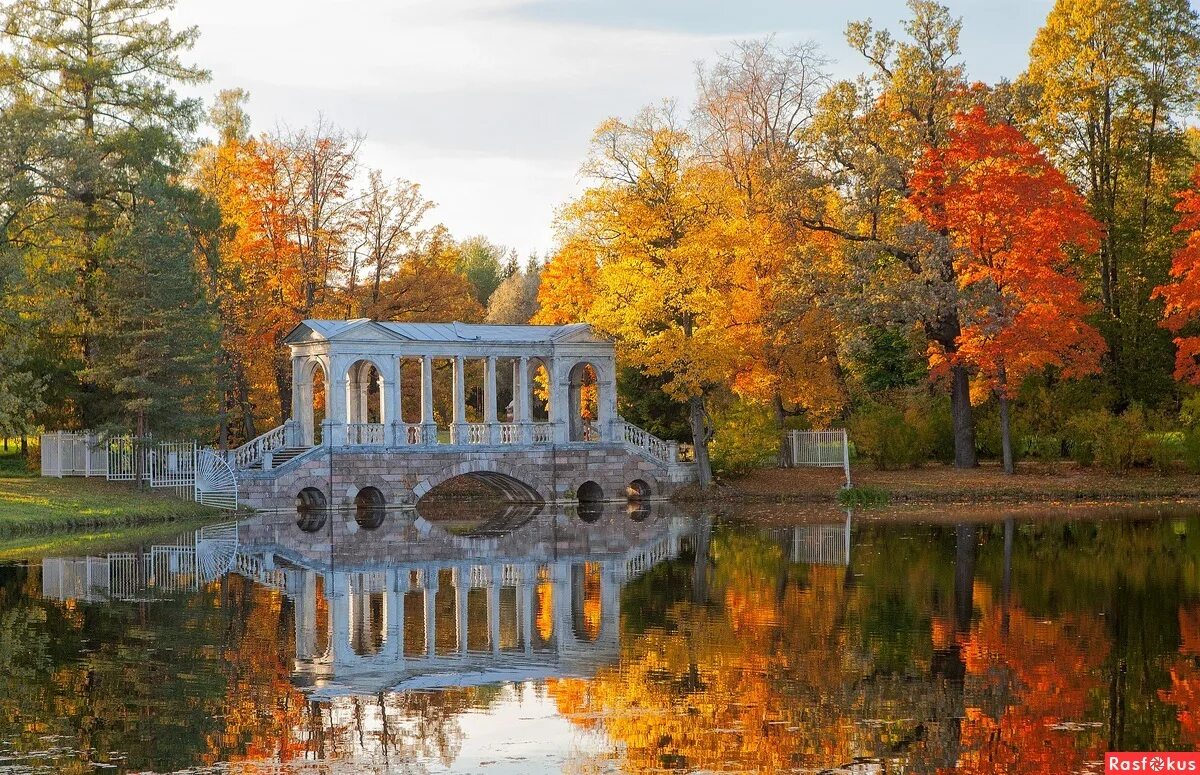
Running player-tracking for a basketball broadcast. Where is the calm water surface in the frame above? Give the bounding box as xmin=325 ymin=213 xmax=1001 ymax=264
xmin=1 ymin=502 xmax=1199 ymax=773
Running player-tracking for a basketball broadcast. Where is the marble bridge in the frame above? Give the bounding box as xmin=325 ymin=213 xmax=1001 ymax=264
xmin=233 ymin=320 xmax=697 ymax=511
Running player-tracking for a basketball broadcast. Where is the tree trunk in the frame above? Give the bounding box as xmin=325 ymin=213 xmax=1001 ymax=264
xmin=997 ymin=362 xmax=1014 ymax=475
xmin=772 ymin=392 xmax=789 ymax=467
xmin=950 ymin=364 xmax=977 ymax=468
xmin=689 ymin=395 xmax=713 ymax=488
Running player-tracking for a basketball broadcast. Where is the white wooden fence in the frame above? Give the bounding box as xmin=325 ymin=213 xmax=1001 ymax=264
xmin=39 ymin=432 xmax=238 ymax=510
xmin=786 ymin=429 xmax=852 ymax=487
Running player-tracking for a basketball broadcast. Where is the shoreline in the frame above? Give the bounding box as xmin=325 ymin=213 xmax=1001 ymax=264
xmin=674 ymin=461 xmax=1200 ymax=508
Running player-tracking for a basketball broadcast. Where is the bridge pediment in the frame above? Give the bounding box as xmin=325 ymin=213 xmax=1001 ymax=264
xmin=285 ymin=319 xmax=411 ymax=344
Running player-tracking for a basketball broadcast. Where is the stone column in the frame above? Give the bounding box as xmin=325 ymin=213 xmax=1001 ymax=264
xmin=456 ymin=566 xmax=470 ymax=654
xmin=548 ymin=356 xmax=570 ymax=443
xmin=451 ymin=354 xmax=467 ymax=444
xmin=519 ymin=564 xmax=535 ymax=655
xmin=389 ymin=355 xmax=404 ymax=445
xmin=484 ymin=355 xmax=499 ymax=443
xmin=385 ymin=569 xmax=407 ymax=661
xmin=600 ymin=358 xmax=619 ymax=442
xmin=488 ymin=566 xmax=501 ymax=655
xmin=290 ymin=355 xmax=304 ymax=423
xmin=424 ymin=569 xmax=438 ymax=658
xmin=517 ymin=356 xmax=532 ymax=444
xmin=328 ymin=356 xmax=348 ymax=447
xmin=420 ymin=354 xmax=437 ymax=445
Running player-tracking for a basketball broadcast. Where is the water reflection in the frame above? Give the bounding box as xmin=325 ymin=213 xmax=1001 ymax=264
xmin=4 ymin=506 xmax=1200 ymax=772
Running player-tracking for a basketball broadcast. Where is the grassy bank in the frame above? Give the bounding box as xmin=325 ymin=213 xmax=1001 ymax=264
xmin=0 ymin=518 xmax=227 ymax=562
xmin=0 ymin=444 xmax=222 ymax=534
xmin=681 ymin=461 xmax=1200 ymax=506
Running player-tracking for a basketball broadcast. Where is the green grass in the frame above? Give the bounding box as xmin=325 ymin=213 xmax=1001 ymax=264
xmin=0 ymin=518 xmax=224 ymax=562
xmin=0 ymin=442 xmax=222 ymax=535
xmin=837 ymin=484 xmax=892 ymax=509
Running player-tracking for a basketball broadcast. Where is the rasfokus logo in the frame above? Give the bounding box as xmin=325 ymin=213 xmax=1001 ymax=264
xmin=1107 ymin=753 xmax=1200 ymax=772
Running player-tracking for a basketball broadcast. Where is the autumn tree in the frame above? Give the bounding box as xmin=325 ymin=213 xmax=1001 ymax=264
xmin=485 ymin=260 xmax=541 ymax=324
xmin=1023 ymin=0 xmax=1200 ymax=405
xmin=911 ymin=108 xmax=1105 ymax=473
xmin=348 ymin=169 xmax=433 ymax=314
xmin=1153 ymin=168 xmax=1200 ymax=384
xmin=544 ymin=106 xmax=753 ymax=486
xmin=694 ymin=38 xmax=846 ymax=429
xmin=806 ymin=0 xmax=979 ymax=467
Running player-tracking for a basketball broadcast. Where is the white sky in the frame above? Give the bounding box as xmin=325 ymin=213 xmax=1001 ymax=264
xmin=171 ymin=0 xmax=1054 ymax=258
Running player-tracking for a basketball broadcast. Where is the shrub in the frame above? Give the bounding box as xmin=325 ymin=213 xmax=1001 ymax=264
xmin=1066 ymin=407 xmax=1152 ymax=472
xmin=709 ymin=399 xmax=779 ymax=478
xmin=849 ymin=401 xmax=929 ymax=469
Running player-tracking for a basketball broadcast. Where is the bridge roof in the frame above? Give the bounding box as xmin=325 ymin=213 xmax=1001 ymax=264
xmin=287 ymin=319 xmax=605 ymax=345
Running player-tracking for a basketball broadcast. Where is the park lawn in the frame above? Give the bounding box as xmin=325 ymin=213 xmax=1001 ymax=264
xmin=0 ymin=443 xmax=222 ymax=534
xmin=0 ymin=518 xmax=225 ymax=562
xmin=689 ymin=461 xmax=1200 ymax=505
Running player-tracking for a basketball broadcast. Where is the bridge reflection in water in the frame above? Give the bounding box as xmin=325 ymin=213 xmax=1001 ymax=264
xmin=239 ymin=504 xmax=700 ymax=696
xmin=32 ymin=506 xmax=858 ymax=769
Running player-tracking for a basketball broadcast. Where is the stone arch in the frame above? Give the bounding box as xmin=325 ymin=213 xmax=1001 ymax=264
xmin=345 ymin=357 xmax=389 ymax=426
xmin=295 ymin=487 xmax=328 ymax=532
xmin=627 ymin=478 xmax=652 ymax=500
xmin=297 ymin=356 xmax=330 ymax=445
xmin=566 ymin=361 xmax=601 ymax=441
xmin=354 ymin=486 xmax=386 ymax=529
xmin=412 ymin=459 xmax=550 ymax=503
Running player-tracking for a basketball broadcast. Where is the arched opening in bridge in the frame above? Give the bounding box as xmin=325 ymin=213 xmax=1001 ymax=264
xmin=577 ymin=480 xmax=603 ymax=502
xmin=571 ymin=562 xmax=602 ymax=642
xmin=534 ymin=565 xmax=555 ymax=649
xmin=349 ymin=573 xmax=386 ymax=656
xmin=418 ymin=471 xmax=544 ymax=507
xmin=296 ymin=359 xmax=328 ymax=445
xmin=626 ymin=501 xmax=651 ymax=521
xmin=568 ymin=362 xmax=600 ymax=441
xmin=627 ymin=479 xmax=651 ymax=500
xmin=346 ymin=359 xmax=386 ymax=443
xmin=295 ymin=487 xmax=328 ymax=532
xmin=577 ymin=480 xmax=604 ymax=522
xmin=530 ymin=358 xmax=551 ymax=421
xmin=354 ymin=487 xmax=386 ymax=529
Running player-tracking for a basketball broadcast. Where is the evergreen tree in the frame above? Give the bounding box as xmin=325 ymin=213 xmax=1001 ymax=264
xmin=1 ymin=0 xmax=209 ymax=426
xmin=89 ymin=180 xmax=220 ymax=438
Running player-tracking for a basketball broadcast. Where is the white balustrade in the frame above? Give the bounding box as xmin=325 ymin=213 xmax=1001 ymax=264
xmin=618 ymin=419 xmax=673 ymax=464
xmin=531 ymin=423 xmax=553 ymax=444
xmin=347 ymin=423 xmax=387 ymax=446
xmin=498 ymin=423 xmax=520 ymax=444
xmin=233 ymin=424 xmax=288 ymax=469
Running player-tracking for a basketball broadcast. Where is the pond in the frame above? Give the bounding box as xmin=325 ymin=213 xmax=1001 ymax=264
xmin=0 ymin=502 xmax=1198 ymax=773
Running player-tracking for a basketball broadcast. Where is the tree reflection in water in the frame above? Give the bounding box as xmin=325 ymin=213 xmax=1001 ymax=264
xmin=5 ymin=506 xmax=1200 ymax=772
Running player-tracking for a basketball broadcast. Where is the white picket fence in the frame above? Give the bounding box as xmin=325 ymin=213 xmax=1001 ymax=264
xmin=39 ymin=432 xmax=238 ymax=510
xmin=786 ymin=429 xmax=852 ymax=487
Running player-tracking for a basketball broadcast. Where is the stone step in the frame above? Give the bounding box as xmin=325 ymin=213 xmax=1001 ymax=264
xmin=243 ymin=447 xmax=312 ymax=471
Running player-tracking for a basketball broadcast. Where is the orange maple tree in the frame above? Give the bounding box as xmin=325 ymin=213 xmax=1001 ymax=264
xmin=910 ymin=107 xmax=1105 ymax=471
xmin=1154 ymin=167 xmax=1200 ymax=384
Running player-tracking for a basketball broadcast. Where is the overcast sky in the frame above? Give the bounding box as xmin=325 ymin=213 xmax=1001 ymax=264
xmin=171 ymin=0 xmax=1054 ymax=258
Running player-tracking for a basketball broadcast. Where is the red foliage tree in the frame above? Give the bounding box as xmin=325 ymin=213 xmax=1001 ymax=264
xmin=911 ymin=107 xmax=1106 ymax=472
xmin=1154 ymin=168 xmax=1200 ymax=385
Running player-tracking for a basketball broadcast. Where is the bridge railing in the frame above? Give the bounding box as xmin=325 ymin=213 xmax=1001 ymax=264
xmin=233 ymin=423 xmax=289 ymax=469
xmin=346 ymin=423 xmax=387 ymax=446
xmin=617 ymin=419 xmax=677 ymax=464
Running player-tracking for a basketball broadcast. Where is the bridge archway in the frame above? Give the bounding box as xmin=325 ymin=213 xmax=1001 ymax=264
xmin=295 ymin=358 xmax=329 ymax=446
xmin=346 ymin=358 xmax=387 ymax=426
xmin=567 ymin=361 xmax=600 ymax=441
xmin=413 ymin=460 xmax=550 ymax=504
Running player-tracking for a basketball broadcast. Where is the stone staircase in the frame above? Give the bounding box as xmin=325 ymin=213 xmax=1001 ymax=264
xmin=240 ymin=446 xmax=312 ymax=471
